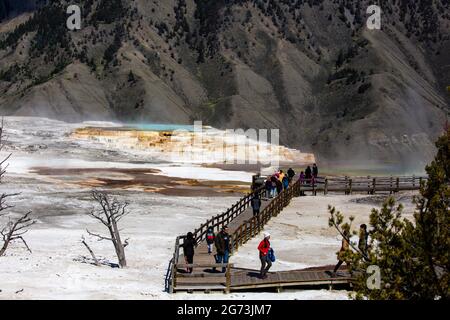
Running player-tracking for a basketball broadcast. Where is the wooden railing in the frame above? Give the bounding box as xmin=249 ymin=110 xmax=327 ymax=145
xmin=168 ymin=185 xmax=266 ymax=293
xmin=230 ymin=177 xmax=302 ymax=252
xmin=300 ymin=175 xmax=426 ymax=195
xmin=167 ymin=174 xmax=426 ymax=293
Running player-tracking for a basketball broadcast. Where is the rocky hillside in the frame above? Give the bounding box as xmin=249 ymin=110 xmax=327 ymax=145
xmin=0 ymin=0 xmax=449 ymax=171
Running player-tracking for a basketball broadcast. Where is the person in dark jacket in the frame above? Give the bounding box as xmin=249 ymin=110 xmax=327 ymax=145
xmin=182 ymin=232 xmax=195 ymax=273
xmin=287 ymin=168 xmax=295 ymax=183
xmin=214 ymin=226 xmax=231 ymax=273
xmin=265 ymin=177 xmax=272 ymax=198
xmin=275 ymin=178 xmax=283 ymax=194
xmin=312 ymin=163 xmax=319 ymax=178
xmin=270 ymin=175 xmax=278 ymax=198
xmin=305 ymin=165 xmax=312 ymax=182
xmin=251 ymin=194 xmax=262 ymax=224
xmin=258 ymin=232 xmax=272 ymax=279
xmin=206 ymin=227 xmax=215 ymax=254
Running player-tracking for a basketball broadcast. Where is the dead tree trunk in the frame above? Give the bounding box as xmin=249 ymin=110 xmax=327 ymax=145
xmin=87 ymin=190 xmax=130 ymax=268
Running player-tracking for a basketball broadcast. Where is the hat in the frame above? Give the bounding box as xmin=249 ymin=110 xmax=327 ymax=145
xmin=263 ymin=232 xmax=271 ymax=239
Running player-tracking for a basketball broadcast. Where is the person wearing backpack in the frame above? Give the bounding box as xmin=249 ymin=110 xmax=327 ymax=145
xmin=206 ymin=227 xmax=215 ymax=254
xmin=258 ymin=232 xmax=272 ymax=279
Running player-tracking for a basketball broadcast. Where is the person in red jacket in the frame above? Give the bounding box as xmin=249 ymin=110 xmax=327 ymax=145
xmin=258 ymin=232 xmax=272 ymax=279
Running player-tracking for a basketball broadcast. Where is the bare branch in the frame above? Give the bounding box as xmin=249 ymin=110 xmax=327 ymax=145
xmin=81 ymin=236 xmax=100 ymax=266
xmin=86 ymin=229 xmax=113 ymax=242
xmin=0 ymin=211 xmax=36 ymax=256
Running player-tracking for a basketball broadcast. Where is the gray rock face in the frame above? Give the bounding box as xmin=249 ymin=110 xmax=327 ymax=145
xmin=0 ymin=0 xmax=449 ymax=171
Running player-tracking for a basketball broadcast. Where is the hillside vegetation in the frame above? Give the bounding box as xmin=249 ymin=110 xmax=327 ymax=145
xmin=0 ymin=0 xmax=449 ymax=170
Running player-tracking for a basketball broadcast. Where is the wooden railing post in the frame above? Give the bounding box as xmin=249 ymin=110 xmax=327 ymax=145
xmin=239 ymin=225 xmax=244 ymax=247
xmin=372 ymin=178 xmax=376 ymax=194
xmin=345 ymin=176 xmax=348 ymax=195
xmin=412 ymin=175 xmax=416 ymax=188
xmin=367 ymin=176 xmax=371 ymax=194
xmin=349 ymin=178 xmax=353 ymax=195
xmin=225 ymin=263 xmax=232 ymax=294
xmin=245 ymin=221 xmax=250 ymax=243
xmin=396 ymin=177 xmax=400 ymax=193
xmin=324 ymin=178 xmax=328 ymax=195
xmin=390 ymin=176 xmax=393 ymax=194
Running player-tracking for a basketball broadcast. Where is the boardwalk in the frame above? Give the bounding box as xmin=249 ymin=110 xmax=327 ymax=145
xmin=230 ymin=266 xmax=353 ymax=291
xmin=168 ymin=174 xmax=425 ymax=293
xmin=174 ymin=194 xmax=272 ymax=292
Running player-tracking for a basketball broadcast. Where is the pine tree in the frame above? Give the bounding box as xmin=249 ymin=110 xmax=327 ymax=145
xmin=329 ymin=128 xmax=450 ymax=299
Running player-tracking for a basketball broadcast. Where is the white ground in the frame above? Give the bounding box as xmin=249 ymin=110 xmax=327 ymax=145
xmin=0 ymin=117 xmax=419 ymax=300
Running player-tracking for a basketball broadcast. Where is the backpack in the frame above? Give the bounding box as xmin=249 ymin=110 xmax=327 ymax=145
xmin=268 ymin=248 xmax=276 ymax=262
xmin=206 ymin=232 xmax=215 ymax=244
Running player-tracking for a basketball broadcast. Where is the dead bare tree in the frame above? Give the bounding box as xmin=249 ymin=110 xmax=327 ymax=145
xmin=0 ymin=119 xmax=36 ymax=257
xmin=0 ymin=211 xmax=35 ymax=256
xmin=86 ymin=190 xmax=130 ymax=268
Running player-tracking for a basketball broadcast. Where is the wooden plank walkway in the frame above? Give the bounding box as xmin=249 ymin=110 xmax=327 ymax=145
xmin=230 ymin=266 xmax=353 ymax=291
xmin=174 ymin=194 xmax=272 ymax=291
xmin=168 ymin=174 xmax=426 ymax=293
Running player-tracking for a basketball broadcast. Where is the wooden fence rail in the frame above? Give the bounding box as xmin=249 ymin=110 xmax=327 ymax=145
xmin=167 ymin=174 xmax=426 ymax=293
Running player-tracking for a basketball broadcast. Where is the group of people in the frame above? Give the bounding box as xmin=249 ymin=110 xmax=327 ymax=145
xmin=264 ymin=168 xmax=296 ymax=198
xmin=182 ymin=226 xmax=231 ymax=274
xmin=181 ymin=165 xmax=326 ymax=280
xmin=182 ymin=226 xmax=273 ymax=279
xmin=298 ymin=163 xmax=319 ymax=184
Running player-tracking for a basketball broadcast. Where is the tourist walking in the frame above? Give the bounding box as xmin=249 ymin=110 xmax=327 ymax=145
xmin=278 ymin=170 xmax=285 ymax=182
xmin=287 ymin=168 xmax=295 ymax=183
xmin=332 ymin=229 xmax=350 ymax=276
xmin=251 ymin=193 xmax=262 ymax=223
xmin=282 ymin=175 xmax=289 ymax=190
xmin=305 ymin=165 xmax=312 ymax=181
xmin=312 ymin=163 xmax=319 ymax=178
xmin=299 ymin=171 xmax=306 ymax=195
xmin=258 ymin=232 xmax=272 ymax=279
xmin=214 ymin=226 xmax=231 ymax=273
xmin=270 ymin=176 xmax=278 ymax=198
xmin=182 ymin=232 xmax=195 ymax=273
xmin=206 ymin=227 xmax=215 ymax=254
xmin=265 ymin=177 xmax=272 ymax=198
xmin=275 ymin=178 xmax=283 ymax=195
xmin=358 ymin=224 xmax=369 ymax=257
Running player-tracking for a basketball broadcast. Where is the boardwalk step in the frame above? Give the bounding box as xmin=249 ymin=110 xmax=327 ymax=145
xmin=174 ymin=285 xmax=226 ymax=291
xmin=177 ymin=272 xmax=227 ymax=278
